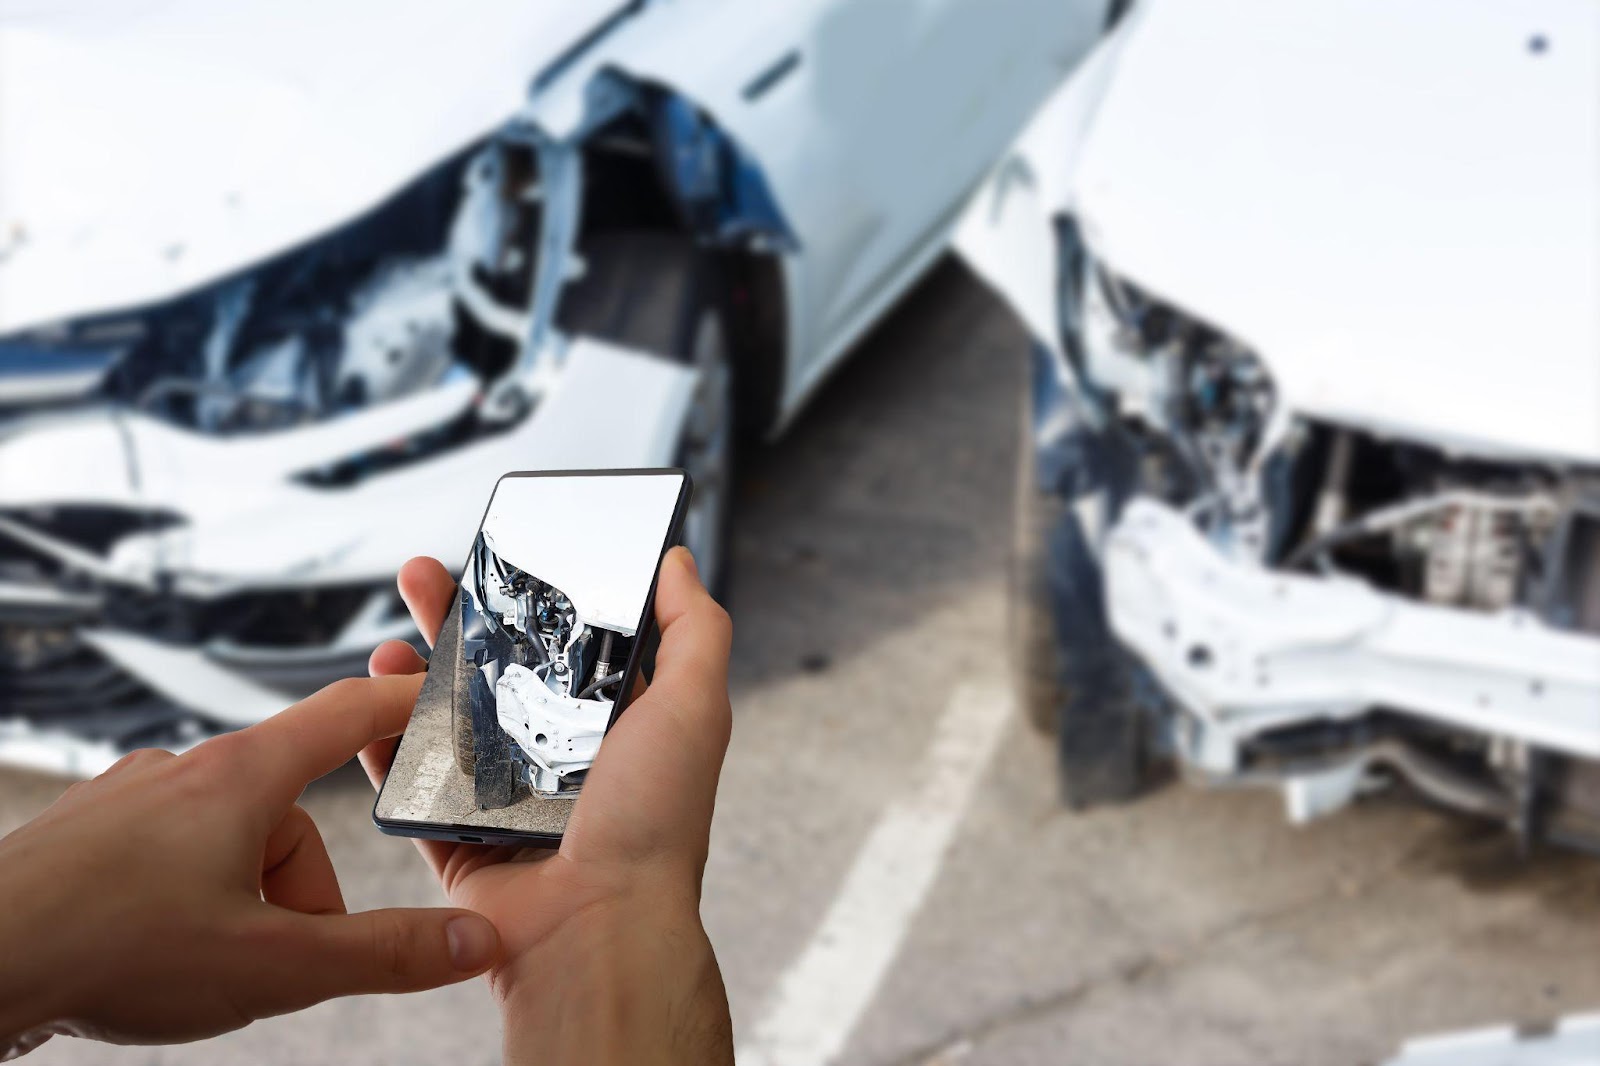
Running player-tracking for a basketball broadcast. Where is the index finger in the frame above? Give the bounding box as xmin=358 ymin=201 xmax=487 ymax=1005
xmin=223 ymin=672 xmax=426 ymax=811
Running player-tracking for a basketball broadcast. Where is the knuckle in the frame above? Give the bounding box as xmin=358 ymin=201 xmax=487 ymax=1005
xmin=190 ymin=728 xmax=248 ymax=772
xmin=178 ymin=732 xmax=259 ymax=801
xmin=699 ymin=601 xmax=734 ymax=648
xmin=96 ymin=746 xmax=173 ymax=779
xmin=96 ymin=752 xmax=139 ymax=779
xmin=229 ymin=912 xmax=282 ymax=957
xmin=324 ymin=675 xmax=369 ymax=705
xmin=369 ymin=912 xmax=414 ymax=983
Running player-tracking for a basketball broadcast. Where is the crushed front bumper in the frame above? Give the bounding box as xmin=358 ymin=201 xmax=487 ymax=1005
xmin=0 ymin=336 xmax=698 ymax=777
xmin=1105 ymin=498 xmax=1600 ymax=770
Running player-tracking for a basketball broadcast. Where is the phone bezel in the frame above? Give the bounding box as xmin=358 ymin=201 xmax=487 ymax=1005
xmin=371 ymin=467 xmax=694 ymax=848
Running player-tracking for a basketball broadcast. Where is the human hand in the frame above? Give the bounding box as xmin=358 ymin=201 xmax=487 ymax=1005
xmin=0 ymin=676 xmax=501 ymax=1058
xmin=363 ymin=546 xmax=734 ymax=1066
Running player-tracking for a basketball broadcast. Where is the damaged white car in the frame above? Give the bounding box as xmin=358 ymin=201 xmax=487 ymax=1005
xmin=0 ymin=0 xmax=1113 ymax=771
xmin=456 ymin=527 xmax=634 ymax=806
xmin=960 ymin=0 xmax=1600 ymax=849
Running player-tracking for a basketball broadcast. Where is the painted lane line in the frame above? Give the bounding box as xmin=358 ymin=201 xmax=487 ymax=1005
xmin=392 ymin=746 xmax=454 ymax=822
xmin=737 ymin=681 xmax=1014 ymax=1066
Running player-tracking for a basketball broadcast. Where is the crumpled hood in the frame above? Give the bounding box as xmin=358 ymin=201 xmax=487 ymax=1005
xmin=0 ymin=0 xmax=624 ymax=334
xmin=1074 ymin=0 xmax=1600 ymax=464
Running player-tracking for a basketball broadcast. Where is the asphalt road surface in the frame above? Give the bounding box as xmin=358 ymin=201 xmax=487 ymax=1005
xmin=376 ymin=596 xmax=573 ymax=837
xmin=4 ymin=260 xmax=1598 ymax=1065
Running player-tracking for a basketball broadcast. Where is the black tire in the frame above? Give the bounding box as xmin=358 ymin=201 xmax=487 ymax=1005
xmin=469 ymin=666 xmax=516 ymax=809
xmin=558 ymin=230 xmax=737 ymax=600
xmin=447 ymin=595 xmax=477 ymax=777
xmin=446 ymin=588 xmax=514 ymax=807
xmin=1011 ymin=384 xmax=1072 ymax=736
xmin=1009 ymin=380 xmax=1148 ymax=808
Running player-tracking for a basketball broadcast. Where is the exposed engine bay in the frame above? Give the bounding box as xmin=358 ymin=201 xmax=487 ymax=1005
xmin=1045 ymin=217 xmax=1600 ymax=850
xmin=459 ymin=530 xmax=633 ymax=805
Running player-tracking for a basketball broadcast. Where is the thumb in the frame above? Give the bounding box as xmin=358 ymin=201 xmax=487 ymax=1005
xmin=241 ymin=907 xmax=500 ymax=1015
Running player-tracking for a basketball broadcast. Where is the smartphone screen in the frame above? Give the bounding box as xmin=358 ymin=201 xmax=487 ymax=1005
xmin=374 ymin=469 xmax=691 ymax=844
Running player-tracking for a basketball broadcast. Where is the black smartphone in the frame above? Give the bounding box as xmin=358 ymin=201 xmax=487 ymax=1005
xmin=373 ymin=468 xmax=692 ymax=846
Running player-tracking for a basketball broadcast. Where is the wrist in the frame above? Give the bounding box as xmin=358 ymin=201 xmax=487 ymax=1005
xmin=0 ymin=841 xmax=74 ymax=1046
xmin=494 ymin=893 xmax=731 ymax=1066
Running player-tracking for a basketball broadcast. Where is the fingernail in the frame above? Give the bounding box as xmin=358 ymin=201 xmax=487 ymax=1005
xmin=446 ymin=915 xmax=496 ymax=971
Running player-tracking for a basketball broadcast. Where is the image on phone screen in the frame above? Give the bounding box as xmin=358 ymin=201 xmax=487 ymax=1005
xmin=374 ymin=469 xmax=690 ymax=842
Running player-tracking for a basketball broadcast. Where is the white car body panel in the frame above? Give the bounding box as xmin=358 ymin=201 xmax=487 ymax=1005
xmin=2 ymin=0 xmax=1105 ymax=419
xmin=515 ymin=0 xmax=1106 ymax=416
xmin=965 ymin=0 xmax=1600 ymax=465
xmin=1108 ymin=499 xmax=1600 ymax=764
xmin=0 ymin=719 xmax=166 ymax=779
xmin=477 ymin=472 xmax=685 ymax=638
xmin=495 ymin=662 xmax=609 ymax=789
xmin=1384 ymin=1014 xmax=1600 ymax=1066
xmin=0 ymin=0 xmax=623 ymax=333
xmin=0 ymin=336 xmax=695 ymax=593
xmin=953 ymin=10 xmax=1137 ymax=352
xmin=79 ymin=628 xmax=290 ymax=728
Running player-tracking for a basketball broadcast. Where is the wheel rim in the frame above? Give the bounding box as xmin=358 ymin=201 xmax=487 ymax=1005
xmin=677 ymin=311 xmax=731 ymax=586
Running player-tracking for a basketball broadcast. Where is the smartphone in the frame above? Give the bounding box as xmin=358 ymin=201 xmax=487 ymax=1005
xmin=373 ymin=468 xmax=692 ymax=846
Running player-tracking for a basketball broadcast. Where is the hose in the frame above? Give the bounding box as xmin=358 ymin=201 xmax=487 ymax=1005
xmin=578 ymin=671 xmax=624 ymax=700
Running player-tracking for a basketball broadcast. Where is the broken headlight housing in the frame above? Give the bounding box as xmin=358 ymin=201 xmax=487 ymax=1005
xmin=5 ymin=143 xmax=486 ymax=439
xmin=0 ymin=316 xmax=137 ymax=420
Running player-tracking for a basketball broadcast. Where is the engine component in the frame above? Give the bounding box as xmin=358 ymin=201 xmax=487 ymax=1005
xmin=1419 ymin=504 xmax=1526 ymax=610
xmin=495 ymin=663 xmax=608 ymax=796
xmin=1064 ymin=232 xmax=1279 ymax=559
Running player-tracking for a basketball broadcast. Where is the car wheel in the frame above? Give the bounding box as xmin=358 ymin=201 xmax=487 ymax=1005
xmin=558 ymin=231 xmax=737 ymax=599
xmin=1010 ymin=381 xmax=1149 ymax=808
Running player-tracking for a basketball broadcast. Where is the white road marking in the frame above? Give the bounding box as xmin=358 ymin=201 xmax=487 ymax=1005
xmin=737 ymin=681 xmax=1014 ymax=1066
xmin=391 ymin=747 xmax=454 ymax=822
